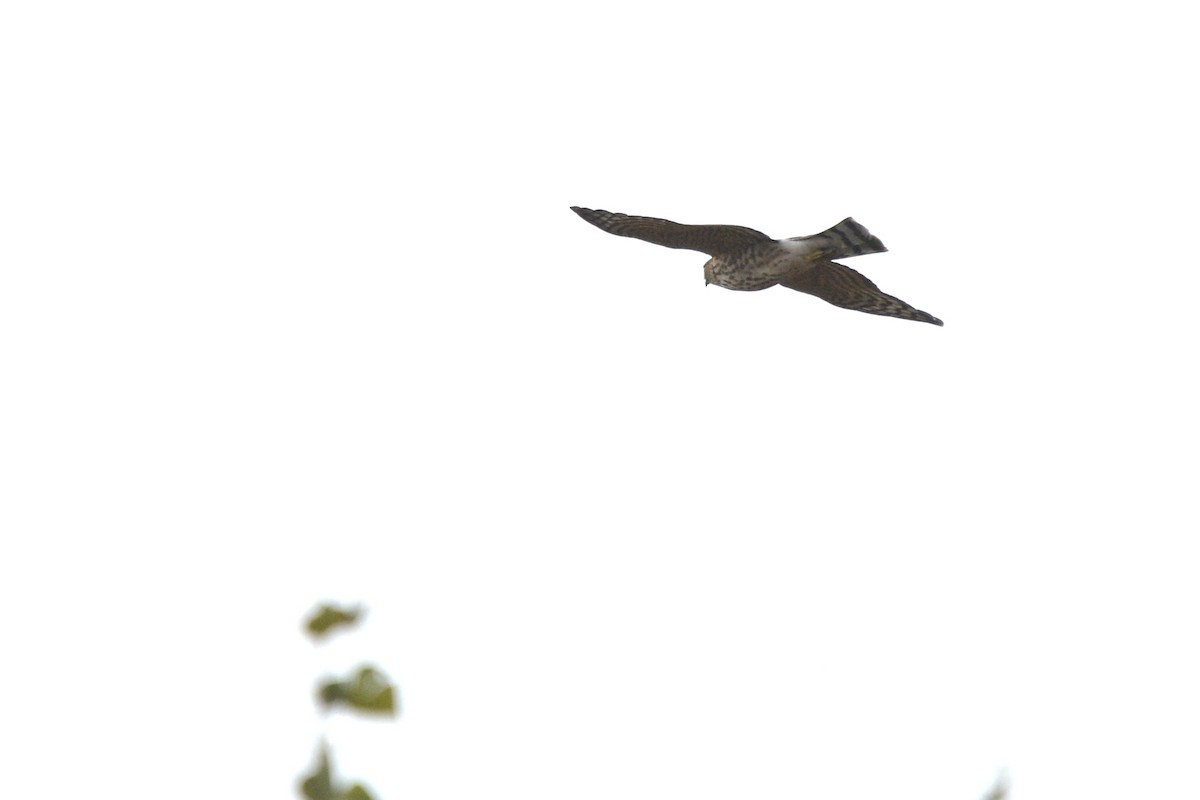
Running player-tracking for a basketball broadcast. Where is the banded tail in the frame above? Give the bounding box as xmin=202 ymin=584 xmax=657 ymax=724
xmin=790 ymin=217 xmax=887 ymax=260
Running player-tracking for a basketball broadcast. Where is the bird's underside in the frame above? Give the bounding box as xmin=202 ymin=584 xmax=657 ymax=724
xmin=570 ymin=206 xmax=942 ymax=326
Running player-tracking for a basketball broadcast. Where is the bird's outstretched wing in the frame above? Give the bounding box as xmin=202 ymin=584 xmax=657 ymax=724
xmin=571 ymin=207 xmax=771 ymax=256
xmin=780 ymin=260 xmax=943 ymax=325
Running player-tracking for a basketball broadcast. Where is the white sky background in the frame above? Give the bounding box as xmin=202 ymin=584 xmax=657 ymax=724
xmin=2 ymin=1 xmax=1198 ymax=799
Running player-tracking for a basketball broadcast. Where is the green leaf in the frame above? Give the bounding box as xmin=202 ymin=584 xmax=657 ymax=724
xmin=298 ymin=746 xmax=336 ymax=800
xmin=342 ymin=785 xmax=377 ymax=800
xmin=305 ymin=604 xmax=364 ymax=640
xmin=317 ymin=665 xmax=398 ymax=716
xmin=298 ymin=744 xmax=379 ymax=800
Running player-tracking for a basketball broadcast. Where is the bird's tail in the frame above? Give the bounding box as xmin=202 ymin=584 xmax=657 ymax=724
xmin=790 ymin=217 xmax=887 ymax=260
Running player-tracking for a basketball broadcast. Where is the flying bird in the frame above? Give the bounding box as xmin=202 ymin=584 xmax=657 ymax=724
xmin=570 ymin=206 xmax=943 ymax=325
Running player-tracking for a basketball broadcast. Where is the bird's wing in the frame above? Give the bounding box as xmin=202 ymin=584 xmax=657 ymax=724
xmin=571 ymin=207 xmax=771 ymax=256
xmin=780 ymin=260 xmax=943 ymax=326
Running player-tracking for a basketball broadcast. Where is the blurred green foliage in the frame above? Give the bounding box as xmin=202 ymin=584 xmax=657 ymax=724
xmin=299 ymin=744 xmax=376 ymax=800
xmin=318 ymin=666 xmax=397 ymax=716
xmin=304 ymin=603 xmax=364 ymax=640
xmin=299 ymin=603 xmax=396 ymax=799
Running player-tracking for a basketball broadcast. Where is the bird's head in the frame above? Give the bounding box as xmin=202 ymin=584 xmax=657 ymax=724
xmin=703 ymin=260 xmax=715 ymax=287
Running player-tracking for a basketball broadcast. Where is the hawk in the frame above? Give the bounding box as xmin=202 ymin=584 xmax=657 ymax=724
xmin=570 ymin=207 xmax=943 ymax=325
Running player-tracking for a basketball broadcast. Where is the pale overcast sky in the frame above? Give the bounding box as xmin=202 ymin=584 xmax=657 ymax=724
xmin=3 ymin=2 xmax=1198 ymax=799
